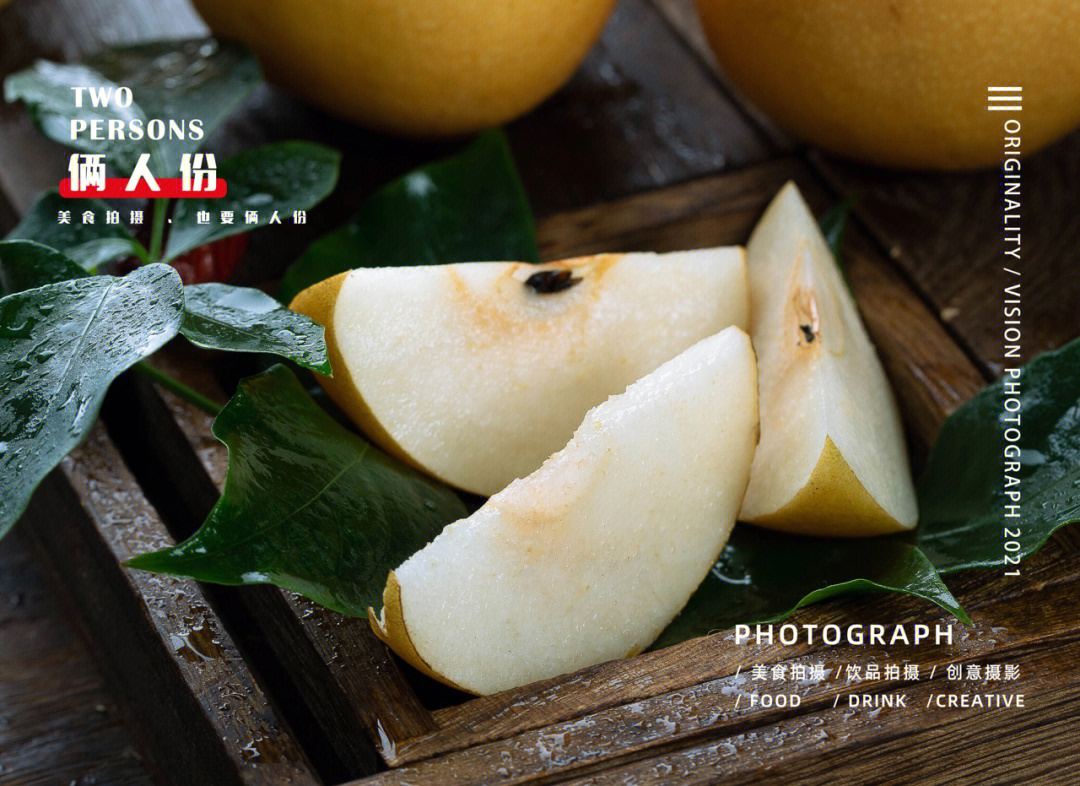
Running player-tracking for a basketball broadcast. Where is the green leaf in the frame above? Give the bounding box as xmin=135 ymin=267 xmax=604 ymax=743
xmin=819 ymin=196 xmax=855 ymax=295
xmin=66 ymin=237 xmax=148 ymax=269
xmin=126 ymin=365 xmax=467 ymax=615
xmin=165 ymin=142 xmax=341 ymax=261
xmin=180 ymin=283 xmax=331 ymax=374
xmin=5 ymin=38 xmax=261 ymax=176
xmin=819 ymin=197 xmax=853 ymax=260
xmin=918 ymin=337 xmax=1080 ymax=573
xmin=6 ymin=191 xmax=145 ymax=268
xmin=654 ymin=530 xmax=968 ymax=650
xmin=0 ymin=263 xmax=184 ymax=539
xmin=278 ymin=129 xmax=538 ymax=304
xmin=0 ymin=240 xmax=89 ymax=294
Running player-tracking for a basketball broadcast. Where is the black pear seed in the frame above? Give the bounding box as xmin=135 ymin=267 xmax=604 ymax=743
xmin=525 ymin=269 xmax=581 ymax=294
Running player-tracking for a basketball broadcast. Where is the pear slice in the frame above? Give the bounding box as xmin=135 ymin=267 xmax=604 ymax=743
xmin=739 ymin=182 xmax=917 ymax=536
xmin=290 ymin=248 xmax=748 ymax=496
xmin=370 ymin=327 xmax=758 ymax=695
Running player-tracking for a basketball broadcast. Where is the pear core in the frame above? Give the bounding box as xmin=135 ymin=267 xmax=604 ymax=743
xmin=739 ymin=182 xmax=918 ymax=535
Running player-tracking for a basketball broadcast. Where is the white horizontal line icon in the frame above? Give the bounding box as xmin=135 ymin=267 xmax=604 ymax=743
xmin=987 ymin=86 xmax=1022 ymax=112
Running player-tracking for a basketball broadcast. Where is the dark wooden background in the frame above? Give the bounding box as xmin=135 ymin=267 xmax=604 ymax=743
xmin=2 ymin=0 xmax=1079 ymax=783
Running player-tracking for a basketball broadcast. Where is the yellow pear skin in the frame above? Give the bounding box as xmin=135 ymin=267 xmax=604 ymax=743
xmin=748 ymin=437 xmax=908 ymax=537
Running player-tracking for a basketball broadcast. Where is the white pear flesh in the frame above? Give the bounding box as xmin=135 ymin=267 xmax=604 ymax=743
xmin=739 ymin=181 xmax=918 ymax=536
xmin=370 ymin=327 xmax=758 ymax=695
xmin=290 ymin=248 xmax=748 ymax=497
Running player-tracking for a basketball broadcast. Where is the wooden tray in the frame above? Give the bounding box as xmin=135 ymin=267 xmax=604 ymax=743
xmin=4 ymin=0 xmax=1080 ymax=783
xmin=17 ymin=158 xmax=1080 ymax=785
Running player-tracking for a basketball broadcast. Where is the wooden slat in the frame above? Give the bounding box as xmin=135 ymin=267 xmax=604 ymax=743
xmin=560 ymin=636 xmax=1080 ymax=786
xmin=812 ymin=138 xmax=1080 ymax=373
xmin=352 ymin=571 xmax=1080 ymax=785
xmin=0 ymin=530 xmax=154 ymax=786
xmin=647 ymin=0 xmax=794 ymax=151
xmin=508 ymin=0 xmax=776 ymax=214
xmin=21 ymin=424 xmax=316 ymax=786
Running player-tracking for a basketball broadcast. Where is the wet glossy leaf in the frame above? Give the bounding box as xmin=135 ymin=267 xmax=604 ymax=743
xmin=67 ymin=237 xmax=147 ymax=270
xmin=918 ymin=336 xmax=1080 ymax=572
xmin=5 ymin=191 xmax=144 ymax=269
xmin=0 ymin=240 xmax=89 ymax=294
xmin=165 ymin=142 xmax=340 ymax=261
xmin=5 ymin=38 xmax=260 ymax=175
xmin=0 ymin=263 xmax=184 ymax=538
xmin=127 ymin=365 xmax=467 ymax=615
xmin=181 ymin=283 xmax=331 ymax=374
xmin=278 ymin=129 xmax=538 ymax=303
